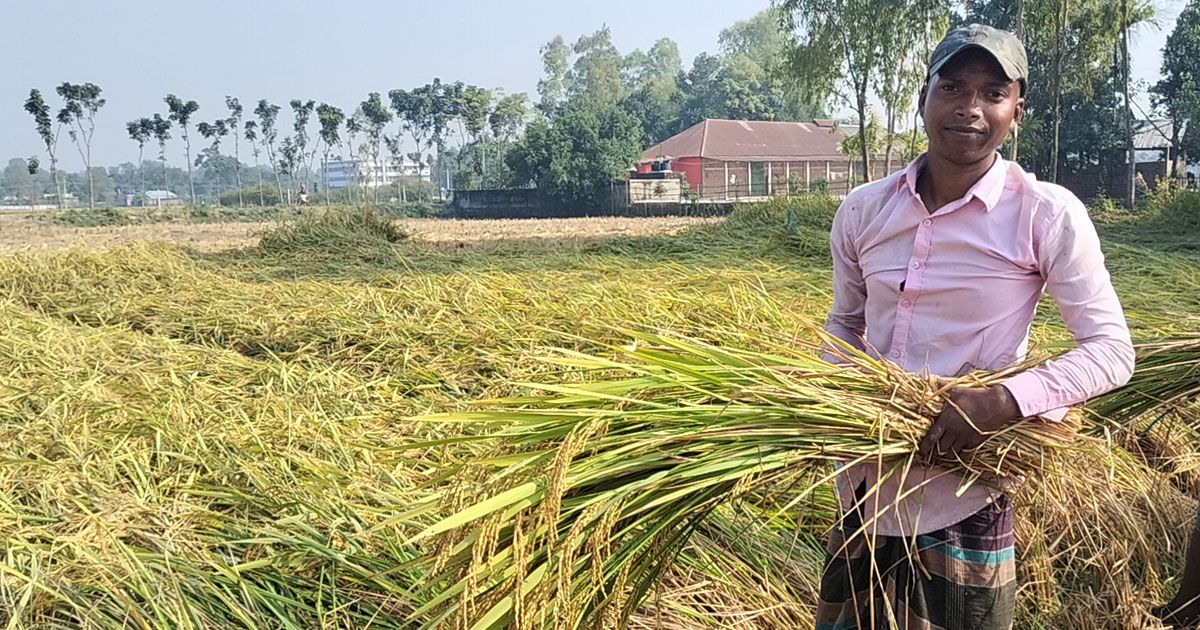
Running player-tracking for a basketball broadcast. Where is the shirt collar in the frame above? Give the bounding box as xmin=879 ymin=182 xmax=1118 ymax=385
xmin=897 ymin=153 xmax=1009 ymax=213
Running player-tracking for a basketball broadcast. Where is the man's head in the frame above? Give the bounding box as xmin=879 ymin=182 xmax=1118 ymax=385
xmin=918 ymin=24 xmax=1027 ymax=166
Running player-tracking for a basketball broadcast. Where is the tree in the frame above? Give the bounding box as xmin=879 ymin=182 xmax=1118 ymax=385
xmin=672 ymin=12 xmax=828 ymax=136
xmin=569 ymin=26 xmax=624 ymax=105
xmin=125 ymin=118 xmax=153 ymax=202
xmin=389 ymin=87 xmax=429 ymax=181
xmin=344 ymin=114 xmax=364 ymax=202
xmin=289 ymin=99 xmax=316 ymax=188
xmin=1154 ymin=0 xmax=1200 ymax=178
xmin=431 ymin=80 xmax=462 ymax=178
xmin=874 ymin=2 xmax=946 ymax=174
xmin=24 ymin=89 xmax=63 ymax=208
xmin=2 ymin=158 xmax=38 ymax=208
xmin=243 ymin=120 xmax=266 ymax=206
xmin=719 ymin=7 xmax=801 ymax=104
xmin=253 ymin=100 xmax=284 ymax=202
xmin=278 ymin=136 xmax=300 ymax=202
xmin=165 ymin=94 xmax=200 ymax=204
xmin=490 ymin=93 xmax=530 ymax=148
xmin=506 ymin=100 xmax=643 ymax=208
xmin=360 ymin=92 xmax=393 ymax=203
xmin=316 ymin=103 xmax=345 ymax=203
xmin=537 ymin=35 xmax=571 ymax=116
xmin=225 ymin=97 xmax=245 ymax=206
xmin=966 ymin=0 xmax=1152 ymax=182
xmin=197 ymin=119 xmax=230 ymax=202
xmin=782 ymin=0 xmax=889 ymax=183
xmin=620 ymin=38 xmax=683 ymax=144
xmin=391 ymin=80 xmax=458 ymax=192
xmin=839 ymin=109 xmax=885 ymax=181
xmin=676 ymin=53 xmax=726 ymax=130
xmin=149 ymin=114 xmax=172 ymax=203
xmin=458 ymin=85 xmax=492 ymax=178
xmin=55 ymin=82 xmax=106 ymax=209
xmin=65 ymin=167 xmax=115 ymax=205
xmin=1120 ymin=0 xmax=1135 ymax=206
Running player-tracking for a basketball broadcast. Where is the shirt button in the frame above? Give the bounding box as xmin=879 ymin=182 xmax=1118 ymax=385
xmin=911 ymin=261 xmax=921 ymax=270
xmin=901 ymin=299 xmax=911 ymax=307
xmin=890 ymin=351 xmax=901 ymax=359
xmin=922 ymin=219 xmax=932 ymax=227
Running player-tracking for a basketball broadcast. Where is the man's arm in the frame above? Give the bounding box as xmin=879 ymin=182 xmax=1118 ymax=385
xmin=920 ymin=194 xmax=1134 ymax=457
xmin=999 ymin=195 xmax=1135 ymax=417
xmin=822 ymin=201 xmax=868 ymax=362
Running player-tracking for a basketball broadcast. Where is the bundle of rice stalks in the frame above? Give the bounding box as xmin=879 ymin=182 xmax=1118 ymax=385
xmin=626 ymin=502 xmax=830 ymax=629
xmin=255 ymin=207 xmax=408 ymax=260
xmin=405 ymin=329 xmax=1085 ymax=629
xmin=1089 ymin=333 xmax=1200 ymax=425
xmin=1012 ymin=435 xmax=1190 ymax=628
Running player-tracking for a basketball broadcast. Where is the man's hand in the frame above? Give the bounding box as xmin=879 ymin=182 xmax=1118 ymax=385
xmin=918 ymin=385 xmax=1023 ymax=461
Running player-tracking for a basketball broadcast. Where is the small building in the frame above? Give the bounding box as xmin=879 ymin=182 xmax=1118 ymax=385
xmin=1061 ymin=119 xmax=1195 ymax=200
xmin=1131 ymin=119 xmax=1189 ymax=184
xmin=636 ymin=118 xmax=860 ymax=200
xmin=322 ymin=158 xmax=431 ymax=189
xmin=143 ymin=190 xmax=184 ymax=207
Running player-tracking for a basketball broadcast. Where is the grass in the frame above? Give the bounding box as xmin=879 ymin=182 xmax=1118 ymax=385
xmin=0 ymin=194 xmax=1195 ymax=628
xmin=44 ymin=202 xmax=443 ymax=229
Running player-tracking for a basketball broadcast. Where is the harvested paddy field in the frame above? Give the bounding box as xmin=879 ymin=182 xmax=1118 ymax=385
xmin=0 ymin=211 xmax=720 ymax=254
xmin=0 ymin=197 xmax=1196 ymax=628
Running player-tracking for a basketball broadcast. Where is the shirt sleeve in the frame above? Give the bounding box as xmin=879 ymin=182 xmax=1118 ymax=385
xmin=1000 ymin=195 xmax=1135 ymax=418
xmin=823 ymin=199 xmax=868 ymax=362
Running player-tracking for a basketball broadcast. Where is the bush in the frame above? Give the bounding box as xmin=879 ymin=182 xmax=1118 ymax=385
xmin=52 ymin=207 xmax=132 ymax=227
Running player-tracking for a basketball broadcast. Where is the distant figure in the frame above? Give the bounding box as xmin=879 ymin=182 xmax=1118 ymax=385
xmin=1187 ymin=172 xmax=1197 ymax=190
xmin=298 ymin=184 xmax=310 ymax=206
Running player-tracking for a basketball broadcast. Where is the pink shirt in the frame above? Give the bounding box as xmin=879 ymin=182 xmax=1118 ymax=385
xmin=825 ymin=154 xmax=1134 ymax=536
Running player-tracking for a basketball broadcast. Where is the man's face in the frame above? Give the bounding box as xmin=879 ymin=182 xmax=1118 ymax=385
xmin=919 ymin=48 xmax=1025 ymax=166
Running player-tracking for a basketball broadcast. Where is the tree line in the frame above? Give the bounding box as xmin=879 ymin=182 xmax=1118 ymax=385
xmin=13 ymin=4 xmax=1200 ymax=210
xmin=780 ymin=0 xmax=1200 ymax=205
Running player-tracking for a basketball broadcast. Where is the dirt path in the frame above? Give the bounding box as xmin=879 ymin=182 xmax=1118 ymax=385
xmin=0 ymin=214 xmax=722 ymax=255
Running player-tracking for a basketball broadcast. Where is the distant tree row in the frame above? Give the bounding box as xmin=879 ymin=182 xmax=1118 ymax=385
xmin=20 ymin=4 xmax=1199 ymax=209
xmin=22 ymin=83 xmax=535 ymax=209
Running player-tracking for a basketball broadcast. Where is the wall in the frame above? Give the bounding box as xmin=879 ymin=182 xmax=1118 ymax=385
xmin=629 ymin=178 xmax=684 ymax=203
xmin=449 ymin=186 xmax=730 ymax=219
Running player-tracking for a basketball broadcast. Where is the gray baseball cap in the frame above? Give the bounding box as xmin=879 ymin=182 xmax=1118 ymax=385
xmin=927 ymin=24 xmax=1028 ymax=90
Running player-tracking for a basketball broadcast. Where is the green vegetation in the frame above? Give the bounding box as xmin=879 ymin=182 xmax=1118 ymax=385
xmin=41 ymin=202 xmax=444 ymax=228
xmin=0 ymin=193 xmax=1195 ymax=627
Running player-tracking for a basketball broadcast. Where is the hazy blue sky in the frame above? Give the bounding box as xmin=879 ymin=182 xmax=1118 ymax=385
xmin=0 ymin=1 xmax=1181 ymax=170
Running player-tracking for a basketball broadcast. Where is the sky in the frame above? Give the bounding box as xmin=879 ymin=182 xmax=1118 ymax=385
xmin=0 ymin=0 xmax=1183 ymax=171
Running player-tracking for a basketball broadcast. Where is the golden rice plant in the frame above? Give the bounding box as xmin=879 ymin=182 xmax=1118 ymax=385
xmin=406 ymin=329 xmax=1085 ymax=629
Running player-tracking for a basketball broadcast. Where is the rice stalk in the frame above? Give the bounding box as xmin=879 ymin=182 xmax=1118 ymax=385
xmin=408 ymin=329 xmax=1087 ymax=629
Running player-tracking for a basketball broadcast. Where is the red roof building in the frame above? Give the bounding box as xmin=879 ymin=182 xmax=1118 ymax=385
xmin=637 ymin=118 xmax=860 ymax=199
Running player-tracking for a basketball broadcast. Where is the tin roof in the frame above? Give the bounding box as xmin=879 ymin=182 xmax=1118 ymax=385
xmin=1132 ymin=119 xmax=1184 ymax=150
xmin=640 ymin=118 xmax=846 ymax=163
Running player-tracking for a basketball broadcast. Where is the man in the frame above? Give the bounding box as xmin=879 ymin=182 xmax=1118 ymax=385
xmin=817 ymin=24 xmax=1135 ymax=629
xmin=1154 ymin=502 xmax=1200 ymax=627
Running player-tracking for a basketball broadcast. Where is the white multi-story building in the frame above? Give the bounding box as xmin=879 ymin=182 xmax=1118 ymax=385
xmin=322 ymin=158 xmax=431 ymax=189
